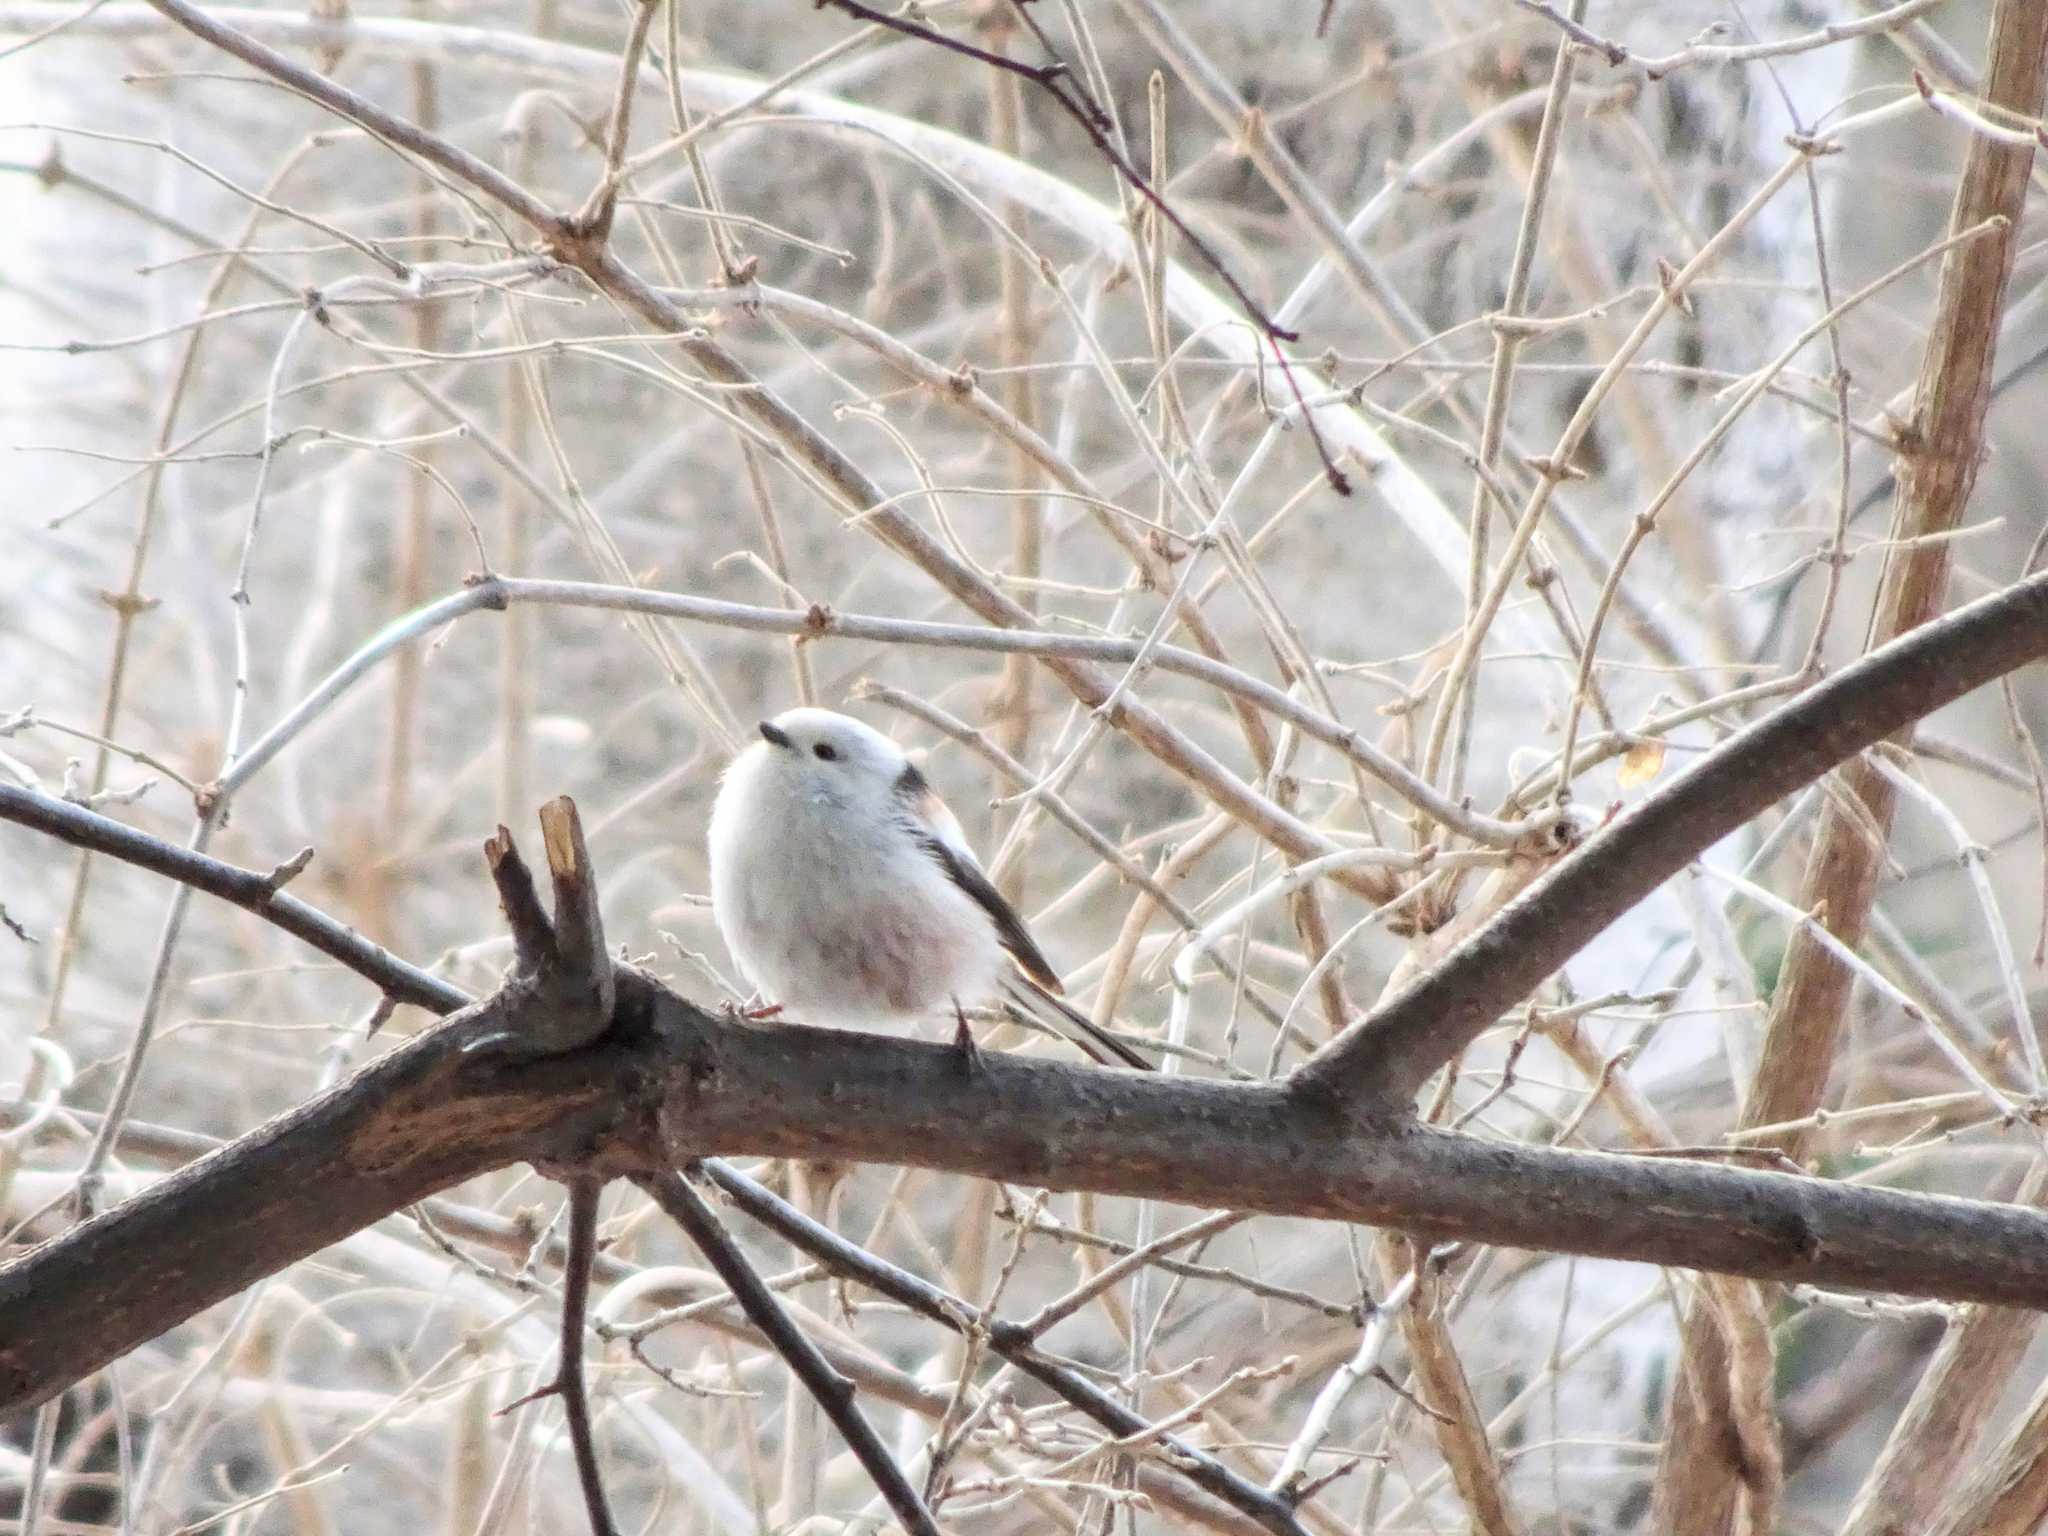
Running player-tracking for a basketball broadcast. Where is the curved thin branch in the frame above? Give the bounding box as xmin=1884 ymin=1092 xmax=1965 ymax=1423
xmin=466 ymin=576 xmax=1547 ymax=846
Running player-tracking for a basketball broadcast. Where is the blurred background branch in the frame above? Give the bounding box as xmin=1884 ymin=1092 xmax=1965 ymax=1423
xmin=6 ymin=0 xmax=2048 ymax=1529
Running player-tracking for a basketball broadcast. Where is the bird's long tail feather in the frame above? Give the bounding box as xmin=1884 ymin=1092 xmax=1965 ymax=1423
xmin=1000 ymin=977 xmax=1155 ymax=1071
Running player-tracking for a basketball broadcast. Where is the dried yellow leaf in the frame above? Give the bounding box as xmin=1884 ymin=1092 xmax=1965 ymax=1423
xmin=1617 ymin=739 xmax=1667 ymax=789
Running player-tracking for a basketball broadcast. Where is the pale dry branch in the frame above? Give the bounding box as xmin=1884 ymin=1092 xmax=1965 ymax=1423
xmin=1517 ymin=0 xmax=1952 ymax=78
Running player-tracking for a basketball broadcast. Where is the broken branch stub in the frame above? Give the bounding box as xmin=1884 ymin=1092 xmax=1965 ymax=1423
xmin=469 ymin=796 xmax=616 ymax=1056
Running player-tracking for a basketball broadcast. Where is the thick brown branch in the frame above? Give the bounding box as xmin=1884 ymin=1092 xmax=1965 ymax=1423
xmin=1293 ymin=563 xmax=2048 ymax=1104
xmin=0 ymin=995 xmax=616 ymax=1414
xmin=13 ymin=976 xmax=2048 ymax=1418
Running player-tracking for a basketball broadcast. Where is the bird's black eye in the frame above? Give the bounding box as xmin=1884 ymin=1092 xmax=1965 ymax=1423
xmin=813 ymin=742 xmax=838 ymax=762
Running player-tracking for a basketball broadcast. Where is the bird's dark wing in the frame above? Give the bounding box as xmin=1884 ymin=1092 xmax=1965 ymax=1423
xmin=897 ymin=762 xmax=1153 ymax=1070
xmin=909 ymin=822 xmax=1064 ymax=993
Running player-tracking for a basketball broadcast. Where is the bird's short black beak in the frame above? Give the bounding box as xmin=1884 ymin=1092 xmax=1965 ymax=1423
xmin=758 ymin=720 xmax=793 ymax=749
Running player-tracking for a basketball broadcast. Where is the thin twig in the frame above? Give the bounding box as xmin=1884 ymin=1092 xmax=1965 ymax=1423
xmin=0 ymin=783 xmax=460 ymax=1010
xmin=811 ymin=0 xmax=1356 ymax=494
xmin=500 ymin=1179 xmax=619 ymax=1536
xmin=697 ymin=1159 xmax=1315 ymax=1536
xmin=636 ymin=1168 xmax=942 ymax=1536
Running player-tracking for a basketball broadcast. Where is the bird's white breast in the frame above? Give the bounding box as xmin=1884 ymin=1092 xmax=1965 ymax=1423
xmin=708 ymin=747 xmax=1001 ymax=1029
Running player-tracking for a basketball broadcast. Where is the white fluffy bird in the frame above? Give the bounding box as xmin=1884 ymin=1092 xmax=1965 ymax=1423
xmin=708 ymin=707 xmax=1149 ymax=1069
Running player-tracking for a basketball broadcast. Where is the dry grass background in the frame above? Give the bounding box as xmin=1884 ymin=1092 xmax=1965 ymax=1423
xmin=3 ymin=0 xmax=2048 ymax=1531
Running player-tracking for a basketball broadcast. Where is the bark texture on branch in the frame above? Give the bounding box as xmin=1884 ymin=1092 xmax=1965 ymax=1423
xmin=0 ymin=992 xmax=619 ymax=1415
xmin=14 ymin=973 xmax=2048 ymax=1417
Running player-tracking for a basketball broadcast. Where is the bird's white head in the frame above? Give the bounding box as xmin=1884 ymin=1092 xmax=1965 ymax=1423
xmin=742 ymin=707 xmax=912 ymax=811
